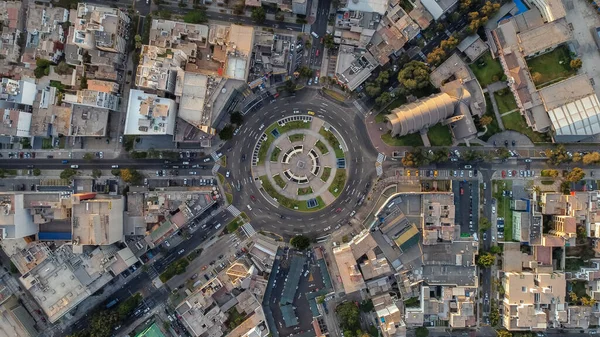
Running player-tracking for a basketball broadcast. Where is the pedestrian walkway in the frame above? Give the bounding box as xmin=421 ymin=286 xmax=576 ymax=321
xmin=486 ymin=81 xmax=508 ymax=131
xmin=241 ymin=223 xmax=257 ymax=237
xmin=212 ymin=163 xmax=221 ymax=174
xmin=500 ymin=108 xmax=519 ymax=117
xmin=227 ymin=205 xmax=241 ymax=217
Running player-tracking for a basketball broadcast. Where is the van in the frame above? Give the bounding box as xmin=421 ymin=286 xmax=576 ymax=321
xmin=483 ymin=183 xmax=487 ymax=190
xmin=214 ymin=223 xmax=222 ymax=230
xmin=311 ymin=31 xmax=319 ymax=39
xmin=70 ymin=165 xmax=79 ymax=169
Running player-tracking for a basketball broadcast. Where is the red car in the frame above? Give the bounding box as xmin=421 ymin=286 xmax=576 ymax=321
xmin=335 ymin=208 xmax=342 ymax=213
xmin=316 ymin=50 xmax=319 ymax=57
xmin=512 ymin=170 xmax=517 ymax=177
xmin=250 ymin=195 xmax=256 ymax=201
xmin=502 ymin=170 xmax=506 ymax=178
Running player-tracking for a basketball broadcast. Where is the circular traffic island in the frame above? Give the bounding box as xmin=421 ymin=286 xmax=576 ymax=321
xmin=252 ymin=116 xmax=347 ymax=211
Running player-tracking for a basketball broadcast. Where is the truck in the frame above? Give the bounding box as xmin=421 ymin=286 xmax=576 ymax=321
xmin=105 ymin=298 xmax=119 ymax=309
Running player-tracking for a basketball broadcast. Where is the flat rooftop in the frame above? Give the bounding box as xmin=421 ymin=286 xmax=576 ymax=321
xmin=71 ymin=197 xmax=124 ymax=246
xmin=70 ymin=105 xmax=109 ymax=136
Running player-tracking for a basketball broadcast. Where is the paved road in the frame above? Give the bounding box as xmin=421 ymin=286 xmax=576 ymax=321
xmin=226 ymin=89 xmax=378 ymax=239
xmin=306 ymin=0 xmax=331 ymax=69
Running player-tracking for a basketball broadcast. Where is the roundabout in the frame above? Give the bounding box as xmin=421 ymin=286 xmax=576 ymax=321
xmin=223 ymin=89 xmax=379 ymax=238
xmin=252 ymin=116 xmax=347 ymax=211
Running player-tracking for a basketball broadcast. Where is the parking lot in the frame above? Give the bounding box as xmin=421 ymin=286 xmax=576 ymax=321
xmin=453 ymin=179 xmax=479 ymax=236
xmin=267 ymin=249 xmax=325 ymax=337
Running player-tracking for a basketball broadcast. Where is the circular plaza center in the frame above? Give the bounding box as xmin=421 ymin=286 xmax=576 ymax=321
xmin=251 ymin=116 xmax=348 ymax=211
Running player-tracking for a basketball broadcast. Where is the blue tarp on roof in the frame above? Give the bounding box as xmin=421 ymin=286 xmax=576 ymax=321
xmin=38 ymin=232 xmax=72 ymax=241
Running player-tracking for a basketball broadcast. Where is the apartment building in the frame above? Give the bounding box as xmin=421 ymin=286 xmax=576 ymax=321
xmin=124 ymin=89 xmax=177 ymax=136
xmin=22 ymin=4 xmax=69 ymax=66
xmin=70 ymin=3 xmax=130 ymax=54
xmin=0 ymin=1 xmax=24 ymax=65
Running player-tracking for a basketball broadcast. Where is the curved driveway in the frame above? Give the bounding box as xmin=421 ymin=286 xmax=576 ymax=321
xmin=224 ymin=89 xmax=378 ymax=238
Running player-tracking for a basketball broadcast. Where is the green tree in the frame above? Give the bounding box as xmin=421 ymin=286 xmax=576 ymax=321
xmin=375 ymin=71 xmax=390 ymax=85
xmin=83 ymin=152 xmax=94 ymax=161
xmin=397 ymin=61 xmax=431 ymax=94
xmin=426 ymin=46 xmax=446 ymax=66
xmin=479 ymin=216 xmax=491 ymax=232
xmin=375 ymin=92 xmax=392 ymax=106
xmin=365 ymin=83 xmax=381 ymax=97
xmin=34 ymin=59 xmax=51 ymax=78
xmin=251 ymin=7 xmax=266 ymax=23
xmin=290 ymin=235 xmax=310 ymax=250
xmin=298 ymin=66 xmax=313 ymax=78
xmin=120 ymin=168 xmax=143 ymax=184
xmin=477 ymin=252 xmax=495 ymax=268
xmin=60 ymin=168 xmax=77 ymax=180
xmin=80 ymin=75 xmax=88 ymax=89
xmin=566 ymin=167 xmax=585 ymax=182
xmin=117 ymin=293 xmax=142 ymax=318
xmin=540 ymin=169 xmax=560 ymax=178
xmin=415 ymin=327 xmax=429 ymax=337
xmin=496 ymin=330 xmax=512 ymax=337
xmin=89 ymin=310 xmax=119 ymax=337
xmin=230 ymin=111 xmax=244 ymax=125
xmin=323 ymin=34 xmax=335 ymax=49
xmin=54 ymin=61 xmax=72 ymax=75
xmin=32 ymin=168 xmax=41 ymax=176
xmin=91 ymin=169 xmax=102 ymax=178
xmin=284 ymin=79 xmax=296 ymax=93
xmin=316 ymin=295 xmax=325 ymax=304
xmin=336 ymin=302 xmax=360 ymax=332
xmin=490 ymin=245 xmax=502 ymax=254
xmin=479 ymin=115 xmax=493 ymax=126
xmin=178 ymin=0 xmax=187 ymax=7
xmin=134 ymin=34 xmax=142 ymax=49
xmin=219 ymin=124 xmax=235 ymax=140
xmin=497 ymin=147 xmax=510 ymax=160
xmin=570 ymin=58 xmax=582 ymax=70
xmin=183 ymin=9 xmax=207 ymax=23
xmin=111 ymin=169 xmax=121 ymax=176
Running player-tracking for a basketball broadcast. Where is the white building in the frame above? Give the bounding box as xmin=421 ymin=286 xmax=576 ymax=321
xmin=124 ymin=89 xmax=177 ymax=136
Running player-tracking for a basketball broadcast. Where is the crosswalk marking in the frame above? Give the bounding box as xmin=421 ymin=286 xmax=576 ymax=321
xmin=227 ymin=205 xmax=241 ymax=217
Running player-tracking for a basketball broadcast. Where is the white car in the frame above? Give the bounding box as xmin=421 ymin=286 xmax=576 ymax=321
xmin=226 ymin=171 xmax=230 ymax=178
xmin=492 ymin=206 xmax=496 ymax=214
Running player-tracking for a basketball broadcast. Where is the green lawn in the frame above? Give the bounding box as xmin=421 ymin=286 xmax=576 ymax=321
xmin=527 ymin=46 xmax=576 ymax=88
xmin=494 ymin=89 xmax=518 ymax=113
xmin=478 ymin=93 xmax=502 ymax=141
xmin=381 ymin=132 xmax=424 ymax=147
xmin=495 ymin=180 xmax=513 ymax=242
xmin=323 ymin=88 xmax=347 ymax=102
xmin=384 ymin=96 xmax=407 ymax=113
xmin=270 ymin=147 xmax=281 ymax=162
xmin=259 ymin=121 xmax=312 ymax=162
xmin=501 ymin=112 xmax=551 ymax=143
xmin=328 ymin=169 xmax=346 ymax=197
xmin=288 ymin=134 xmax=304 ymax=142
xmin=273 ymin=174 xmax=287 ymax=189
xmin=321 ymin=167 xmax=331 ymax=182
xmin=315 ymin=140 xmax=329 ymax=154
xmin=469 ymin=52 xmax=504 ymax=87
xmin=297 ymin=187 xmax=313 ymax=195
xmin=427 ymin=123 xmax=453 ymax=146
xmin=375 ymin=112 xmax=388 ymax=123
xmin=319 ymin=127 xmax=344 ymax=158
xmin=259 ymin=176 xmax=325 ymax=211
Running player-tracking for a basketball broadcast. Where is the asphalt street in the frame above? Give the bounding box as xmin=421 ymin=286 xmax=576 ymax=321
xmin=225 ymin=89 xmax=379 ymax=239
xmin=306 ymin=0 xmax=331 ymax=69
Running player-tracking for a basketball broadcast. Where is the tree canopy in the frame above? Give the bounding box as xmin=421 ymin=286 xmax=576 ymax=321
xmin=183 ymin=9 xmax=207 ymax=23
xmin=336 ymin=302 xmax=361 ymax=332
xmin=565 ymin=167 xmax=585 ymax=182
xmin=477 ymin=252 xmax=495 ymax=268
xmin=290 ymin=235 xmax=310 ymax=250
xmin=230 ymin=111 xmax=244 ymax=125
xmin=219 ymin=124 xmax=235 ymax=140
xmin=60 ymin=168 xmax=77 ymax=180
xmin=251 ymin=7 xmax=266 ymax=23
xmin=415 ymin=327 xmax=429 ymax=337
xmin=397 ymin=61 xmax=431 ymax=94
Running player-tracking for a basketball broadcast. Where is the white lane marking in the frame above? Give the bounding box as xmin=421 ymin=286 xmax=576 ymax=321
xmin=319 ymin=214 xmax=326 ymax=218
xmin=321 ymin=103 xmax=328 ymax=106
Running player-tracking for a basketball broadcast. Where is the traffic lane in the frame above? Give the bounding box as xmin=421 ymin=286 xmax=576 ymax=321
xmin=153 ymin=226 xmax=222 ymax=273
xmin=228 ymin=91 xmax=376 ymax=235
xmin=165 ymin=234 xmax=238 ymax=289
